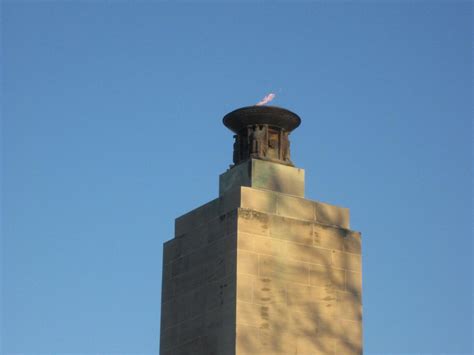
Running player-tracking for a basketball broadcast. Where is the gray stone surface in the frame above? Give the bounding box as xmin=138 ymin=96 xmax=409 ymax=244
xmin=161 ymin=210 xmax=238 ymax=355
xmin=219 ymin=159 xmax=305 ymax=198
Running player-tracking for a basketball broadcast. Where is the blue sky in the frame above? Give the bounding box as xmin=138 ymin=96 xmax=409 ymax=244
xmin=1 ymin=1 xmax=472 ymax=354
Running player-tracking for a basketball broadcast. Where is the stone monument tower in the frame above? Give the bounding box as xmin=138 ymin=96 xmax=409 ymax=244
xmin=160 ymin=106 xmax=362 ymax=354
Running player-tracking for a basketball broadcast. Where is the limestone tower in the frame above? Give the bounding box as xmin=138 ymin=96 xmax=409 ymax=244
xmin=160 ymin=106 xmax=362 ymax=354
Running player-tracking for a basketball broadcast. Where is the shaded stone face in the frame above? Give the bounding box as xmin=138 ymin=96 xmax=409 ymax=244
xmin=223 ymin=106 xmax=301 ymax=167
xmin=219 ymin=159 xmax=305 ymax=198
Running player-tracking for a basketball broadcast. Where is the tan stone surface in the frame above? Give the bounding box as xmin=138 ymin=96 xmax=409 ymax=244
xmin=161 ymin=169 xmax=362 ymax=354
xmin=276 ymin=193 xmax=314 ymax=220
xmin=259 ymin=328 xmax=296 ymax=354
xmin=241 ymin=187 xmax=277 ymax=214
xmin=344 ymin=231 xmax=362 ymax=254
xmin=337 ymin=291 xmax=362 ymax=321
xmin=314 ymin=200 xmax=350 ymax=229
xmin=233 ymin=201 xmax=362 ymax=354
xmin=236 ymin=324 xmax=296 ymax=355
xmin=287 ymin=283 xmax=337 ymax=309
xmin=334 ymin=320 xmax=363 ymax=355
xmin=253 ymin=235 xmax=286 ymax=257
xmin=236 ymin=324 xmax=260 ymax=355
xmin=258 ymin=254 xmax=310 ymax=284
xmin=286 ymin=242 xmax=332 ymax=265
xmin=236 ymin=273 xmax=254 ymax=303
xmin=252 ymin=276 xmax=287 ymax=305
xmin=313 ymin=224 xmax=345 ymax=251
xmin=240 ymin=186 xmax=350 ymax=228
xmin=236 ymin=232 xmax=253 ymax=252
xmin=237 ymin=250 xmax=258 ymax=276
xmin=346 ymin=270 xmax=362 ymax=295
xmin=251 ymin=159 xmax=305 ymax=197
xmin=270 ymin=214 xmax=313 ymax=245
xmin=332 ymin=250 xmax=362 ymax=272
xmin=310 ymin=263 xmax=345 ymax=290
xmin=238 ymin=209 xmax=269 ymax=236
xmin=288 ymin=310 xmax=318 ymax=336
xmin=296 ymin=335 xmax=336 ymax=355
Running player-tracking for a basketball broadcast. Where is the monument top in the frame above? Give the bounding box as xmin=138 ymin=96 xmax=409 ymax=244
xmin=223 ymin=106 xmax=301 ymax=167
xmin=223 ymin=106 xmax=301 ymax=133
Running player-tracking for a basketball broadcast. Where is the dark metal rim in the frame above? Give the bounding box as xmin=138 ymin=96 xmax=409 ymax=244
xmin=223 ymin=106 xmax=301 ymax=133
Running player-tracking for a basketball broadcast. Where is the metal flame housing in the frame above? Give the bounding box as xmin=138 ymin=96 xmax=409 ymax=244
xmin=223 ymin=106 xmax=301 ymax=167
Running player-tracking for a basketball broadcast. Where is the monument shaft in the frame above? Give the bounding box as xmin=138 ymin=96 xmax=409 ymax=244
xmin=160 ymin=107 xmax=362 ymax=354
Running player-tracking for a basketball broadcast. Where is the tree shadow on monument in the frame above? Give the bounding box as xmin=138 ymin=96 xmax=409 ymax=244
xmin=236 ymin=174 xmax=362 ymax=355
xmin=237 ymin=254 xmax=362 ymax=354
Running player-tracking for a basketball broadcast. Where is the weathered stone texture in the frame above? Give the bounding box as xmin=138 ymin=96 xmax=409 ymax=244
xmin=240 ymin=185 xmax=350 ymax=229
xmin=161 ymin=184 xmax=362 ymax=355
xmin=234 ymin=202 xmax=362 ymax=355
xmin=160 ymin=210 xmax=238 ymax=355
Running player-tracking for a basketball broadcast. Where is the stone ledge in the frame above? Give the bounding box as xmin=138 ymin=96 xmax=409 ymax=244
xmin=240 ymin=186 xmax=350 ymax=229
xmin=174 ymin=186 xmax=354 ymax=238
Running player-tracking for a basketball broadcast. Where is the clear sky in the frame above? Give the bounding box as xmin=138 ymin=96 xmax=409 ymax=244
xmin=2 ymin=1 xmax=472 ymax=354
